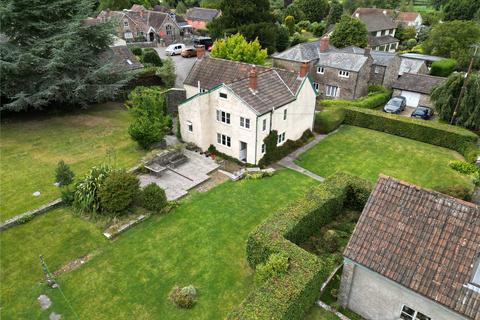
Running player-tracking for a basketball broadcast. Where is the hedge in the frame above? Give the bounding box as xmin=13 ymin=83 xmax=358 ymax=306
xmin=229 ymin=173 xmax=373 ymax=320
xmin=430 ymin=59 xmax=457 ymax=77
xmin=318 ymin=86 xmax=392 ymax=110
xmin=343 ymin=107 xmax=479 ymax=158
xmin=314 ymin=107 xmax=345 ymax=134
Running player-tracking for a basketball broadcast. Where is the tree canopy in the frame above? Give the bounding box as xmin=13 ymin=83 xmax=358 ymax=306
xmin=423 ymin=20 xmax=480 ymax=69
xmin=296 ymin=0 xmax=330 ymax=23
xmin=0 ymin=0 xmax=129 ymax=111
xmin=210 ymin=33 xmax=268 ymax=64
xmin=330 ymin=15 xmax=368 ymax=48
xmin=431 ymin=72 xmax=480 ymax=131
xmin=443 ymin=0 xmax=480 ymax=21
xmin=326 ymin=0 xmax=344 ymax=26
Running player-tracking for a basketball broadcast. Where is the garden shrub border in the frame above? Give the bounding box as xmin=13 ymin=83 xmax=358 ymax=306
xmin=228 ymin=173 xmax=372 ymax=319
xmin=318 ymin=86 xmax=392 ymax=110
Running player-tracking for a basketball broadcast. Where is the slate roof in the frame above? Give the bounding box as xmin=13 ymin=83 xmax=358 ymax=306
xmin=392 ymin=73 xmax=445 ymax=94
xmin=368 ymin=35 xmax=399 ymax=47
xmin=272 ymin=40 xmax=338 ymax=62
xmin=353 ymin=8 xmax=397 ymax=32
xmin=400 ymin=53 xmax=444 ymax=63
xmin=185 ymin=7 xmax=220 ymax=22
xmin=340 ymin=46 xmax=396 ymax=67
xmin=97 ymin=6 xmax=174 ymax=32
xmin=317 ymin=52 xmax=369 ymax=72
xmin=100 ymin=45 xmax=143 ymax=72
xmin=344 ymin=175 xmax=480 ymax=319
xmin=399 ymin=58 xmax=426 ymax=75
xmin=183 ymin=57 xmax=303 ymax=114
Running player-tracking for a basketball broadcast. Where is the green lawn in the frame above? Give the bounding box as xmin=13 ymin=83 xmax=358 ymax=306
xmin=1 ymin=169 xmax=316 ymax=319
xmin=0 ymin=102 xmax=144 ymax=220
xmin=295 ymin=126 xmax=473 ymax=191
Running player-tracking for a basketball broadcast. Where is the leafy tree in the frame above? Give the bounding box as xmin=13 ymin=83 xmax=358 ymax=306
xmin=443 ymin=0 xmax=480 ymax=21
xmin=396 ymin=24 xmax=417 ymax=43
xmin=211 ymin=33 xmax=268 ymax=64
xmin=284 ymin=3 xmax=305 ymax=21
xmin=330 ymin=15 xmax=368 ymax=48
xmin=98 ymin=0 xmax=132 ymax=10
xmin=239 ymin=22 xmax=279 ymax=54
xmin=431 ymin=73 xmax=480 ymax=130
xmin=310 ymin=21 xmax=326 ymax=37
xmin=141 ymin=49 xmax=163 ymax=66
xmin=276 ymin=25 xmax=291 ymax=52
xmin=424 ymin=21 xmax=480 ymax=69
xmin=296 ymin=0 xmax=330 ymax=22
xmin=285 ymin=16 xmax=296 ymax=35
xmin=55 ymin=160 xmax=75 ymax=187
xmin=129 ymin=113 xmax=168 ymax=149
xmin=200 ymin=0 xmax=222 ymax=8
xmin=156 ymin=58 xmax=176 ymax=88
xmin=175 ymin=1 xmax=187 ymax=14
xmin=0 ymin=0 xmax=129 ymax=111
xmin=432 ymin=0 xmax=448 ymax=10
xmin=326 ymin=0 xmax=344 ymax=26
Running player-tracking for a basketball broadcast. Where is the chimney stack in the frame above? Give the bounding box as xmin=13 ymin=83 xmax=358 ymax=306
xmin=319 ymin=36 xmax=329 ymax=53
xmin=299 ymin=62 xmax=308 ymax=78
xmin=249 ymin=65 xmax=257 ymax=92
xmin=196 ymin=45 xmax=205 ymax=59
xmin=364 ymin=47 xmax=371 ymax=57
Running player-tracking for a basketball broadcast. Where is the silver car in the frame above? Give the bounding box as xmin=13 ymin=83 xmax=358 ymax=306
xmin=384 ymin=96 xmax=407 ymax=114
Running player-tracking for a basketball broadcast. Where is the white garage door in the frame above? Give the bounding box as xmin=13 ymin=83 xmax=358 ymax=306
xmin=401 ymin=91 xmax=421 ymax=107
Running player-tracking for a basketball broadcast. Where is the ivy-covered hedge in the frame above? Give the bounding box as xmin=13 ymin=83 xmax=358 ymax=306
xmin=229 ymin=173 xmax=373 ymax=320
xmin=343 ymin=107 xmax=479 ymax=158
xmin=318 ymin=86 xmax=392 ymax=110
xmin=430 ymin=59 xmax=457 ymax=77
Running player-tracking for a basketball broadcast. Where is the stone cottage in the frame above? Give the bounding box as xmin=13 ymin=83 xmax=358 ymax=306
xmin=391 ymin=73 xmax=445 ymax=107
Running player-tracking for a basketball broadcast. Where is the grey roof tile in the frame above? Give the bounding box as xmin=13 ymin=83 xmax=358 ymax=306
xmin=185 ymin=7 xmax=220 ymax=21
xmin=392 ymin=73 xmax=445 ymax=94
xmin=317 ymin=52 xmax=368 ymax=72
xmin=353 ymin=8 xmax=397 ymax=32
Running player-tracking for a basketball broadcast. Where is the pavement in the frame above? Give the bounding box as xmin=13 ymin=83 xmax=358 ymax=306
xmin=154 ymin=46 xmax=198 ymax=88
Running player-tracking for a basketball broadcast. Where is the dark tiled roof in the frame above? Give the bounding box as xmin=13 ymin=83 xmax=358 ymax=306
xmin=344 ymin=175 xmax=480 ymax=319
xmin=353 ymin=8 xmax=397 ymax=32
xmin=399 ymin=58 xmax=426 ymax=75
xmin=317 ymin=52 xmax=368 ymax=72
xmin=368 ymin=35 xmax=399 ymax=47
xmin=97 ymin=7 xmax=172 ymax=32
xmin=392 ymin=73 xmax=445 ymax=94
xmin=184 ymin=57 xmax=303 ymax=114
xmin=101 ymin=45 xmax=143 ymax=71
xmin=185 ymin=7 xmax=220 ymax=22
xmin=272 ymin=40 xmax=338 ymax=62
xmin=335 ymin=46 xmax=397 ymax=67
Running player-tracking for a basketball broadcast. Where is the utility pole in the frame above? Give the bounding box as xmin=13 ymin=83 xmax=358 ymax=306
xmin=450 ymin=44 xmax=479 ymax=124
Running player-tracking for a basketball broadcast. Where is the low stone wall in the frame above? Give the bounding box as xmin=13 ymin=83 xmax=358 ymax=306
xmin=0 ymin=198 xmax=63 ymax=231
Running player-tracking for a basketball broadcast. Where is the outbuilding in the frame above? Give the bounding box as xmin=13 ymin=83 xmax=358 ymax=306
xmin=391 ymin=73 xmax=445 ymax=108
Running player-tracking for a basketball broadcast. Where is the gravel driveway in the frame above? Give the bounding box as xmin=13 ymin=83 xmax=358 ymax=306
xmin=154 ymin=46 xmax=198 ymax=88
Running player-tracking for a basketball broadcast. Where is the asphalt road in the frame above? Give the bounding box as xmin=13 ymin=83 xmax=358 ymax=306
xmin=154 ymin=47 xmax=198 ymax=88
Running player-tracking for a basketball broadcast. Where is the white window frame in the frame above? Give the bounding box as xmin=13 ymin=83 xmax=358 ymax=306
xmin=166 ymin=24 xmax=173 ymax=36
xmin=219 ymin=92 xmax=228 ymax=100
xmin=400 ymin=305 xmax=431 ymax=320
xmin=186 ymin=121 xmax=193 ymax=133
xmin=262 ymin=119 xmax=267 ymax=131
xmin=338 ymin=70 xmax=350 ymax=78
xmin=326 ymin=85 xmax=339 ymax=97
xmin=216 ymin=109 xmax=231 ymax=124
xmin=216 ymin=133 xmax=231 ymax=148
xmin=240 ymin=117 xmax=250 ymax=129
xmin=283 ymin=109 xmax=287 ymax=120
xmin=277 ymin=132 xmax=286 ymax=145
xmin=124 ymin=32 xmax=133 ymax=39
xmin=261 ymin=143 xmax=266 ymax=154
xmin=313 ymin=82 xmax=319 ymax=91
xmin=317 ymin=66 xmax=325 ymax=74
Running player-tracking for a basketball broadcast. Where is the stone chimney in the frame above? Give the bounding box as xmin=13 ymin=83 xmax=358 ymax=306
xmin=196 ymin=45 xmax=205 ymax=59
xmin=320 ymin=36 xmax=329 ymax=53
xmin=299 ymin=62 xmax=308 ymax=78
xmin=249 ymin=66 xmax=257 ymax=92
xmin=364 ymin=47 xmax=371 ymax=57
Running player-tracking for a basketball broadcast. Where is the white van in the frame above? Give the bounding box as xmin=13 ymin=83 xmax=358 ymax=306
xmin=165 ymin=43 xmax=185 ymax=56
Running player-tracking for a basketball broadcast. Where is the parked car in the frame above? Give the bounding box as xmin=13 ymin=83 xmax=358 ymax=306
xmin=165 ymin=43 xmax=185 ymax=56
xmin=383 ymin=96 xmax=407 ymax=114
xmin=410 ymin=106 xmax=434 ymax=120
xmin=181 ymin=47 xmax=197 ymax=58
xmin=193 ymin=37 xmax=213 ymax=51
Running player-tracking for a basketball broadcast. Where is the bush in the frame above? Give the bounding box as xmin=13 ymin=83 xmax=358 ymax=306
xmin=98 ymin=170 xmax=139 ymax=214
xmin=130 ymin=46 xmax=142 ymax=56
xmin=314 ymin=107 xmax=345 ymax=134
xmin=310 ymin=21 xmax=325 ymax=37
xmin=129 ymin=115 xmax=167 ymax=150
xmin=342 ymin=107 xmax=478 ymax=158
xmin=244 ymin=171 xmax=274 ymax=180
xmin=449 ymin=160 xmax=479 ymax=175
xmin=463 ymin=144 xmax=480 ymax=163
xmin=430 ymin=59 xmax=457 ymax=77
xmin=435 ymin=185 xmax=472 ymax=201
xmin=55 ymin=160 xmax=74 ymax=187
xmin=141 ymin=49 xmax=163 ymax=67
xmin=290 ymin=32 xmax=308 ymax=46
xmin=169 ymin=285 xmax=197 ymax=309
xmin=295 ymin=20 xmax=311 ymax=32
xmin=254 ymin=252 xmax=289 ymax=285
xmin=140 ymin=183 xmax=167 ymax=213
xmin=73 ymin=165 xmax=111 ymax=214
xmin=60 ymin=189 xmax=75 ymax=205
xmin=319 ymin=87 xmax=392 ymax=110
xmin=156 ymin=58 xmax=176 ymax=87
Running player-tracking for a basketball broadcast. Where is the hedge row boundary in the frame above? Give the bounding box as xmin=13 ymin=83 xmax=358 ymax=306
xmin=318 ymin=86 xmax=392 ymax=110
xmin=343 ymin=107 xmax=478 ymax=158
xmin=228 ymin=173 xmax=373 ymax=319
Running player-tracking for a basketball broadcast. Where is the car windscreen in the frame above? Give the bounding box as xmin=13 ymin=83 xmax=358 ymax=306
xmin=389 ymin=99 xmax=402 ymax=107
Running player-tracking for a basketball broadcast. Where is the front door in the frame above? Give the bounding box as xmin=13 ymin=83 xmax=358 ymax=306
xmin=149 ymin=32 xmax=155 ymax=42
xmin=239 ymin=142 xmax=247 ymax=162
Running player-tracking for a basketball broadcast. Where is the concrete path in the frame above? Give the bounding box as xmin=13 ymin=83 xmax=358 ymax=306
xmin=278 ymin=134 xmax=328 ymax=182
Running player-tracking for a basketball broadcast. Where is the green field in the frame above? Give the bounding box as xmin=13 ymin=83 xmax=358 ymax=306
xmin=0 ymin=170 xmax=316 ymax=319
xmin=0 ymin=103 xmax=144 ymax=220
xmin=295 ymin=126 xmax=473 ymax=191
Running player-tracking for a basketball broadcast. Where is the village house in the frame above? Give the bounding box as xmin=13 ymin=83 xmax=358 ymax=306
xmin=340 ymin=175 xmax=480 ymax=320
xmin=394 ymin=11 xmax=423 ymax=28
xmin=391 ymin=73 xmax=445 ymax=108
xmin=185 ymin=7 xmax=220 ymax=30
xmin=96 ymin=5 xmax=182 ymax=44
xmin=178 ymin=48 xmax=316 ymax=164
xmin=353 ymin=8 xmax=399 ymax=52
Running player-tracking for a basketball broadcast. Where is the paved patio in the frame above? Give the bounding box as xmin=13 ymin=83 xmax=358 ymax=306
xmin=139 ymin=150 xmax=219 ymax=200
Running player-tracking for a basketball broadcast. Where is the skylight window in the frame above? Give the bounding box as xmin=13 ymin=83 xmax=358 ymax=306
xmin=126 ymin=59 xmax=133 ymax=65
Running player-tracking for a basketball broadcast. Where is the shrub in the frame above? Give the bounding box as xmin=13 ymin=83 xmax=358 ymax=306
xmin=430 ymin=59 xmax=457 ymax=77
xmin=244 ymin=171 xmax=274 ymax=180
xmin=310 ymin=21 xmax=325 ymax=37
xmin=129 ymin=115 xmax=167 ymax=150
xmin=342 ymin=107 xmax=478 ymax=158
xmin=254 ymin=252 xmax=289 ymax=285
xmin=463 ymin=144 xmax=480 ymax=164
xmin=169 ymin=285 xmax=197 ymax=309
xmin=449 ymin=160 xmax=479 ymax=175
xmin=319 ymin=87 xmax=391 ymax=110
xmin=130 ymin=46 xmax=142 ymax=56
xmin=55 ymin=160 xmax=74 ymax=187
xmin=295 ymin=20 xmax=311 ymax=32
xmin=141 ymin=49 xmax=163 ymax=67
xmin=73 ymin=165 xmax=111 ymax=214
xmin=140 ymin=183 xmax=167 ymax=213
xmin=435 ymin=185 xmax=472 ymax=201
xmin=98 ymin=170 xmax=139 ymax=215
xmin=323 ymin=229 xmax=340 ymax=253
xmin=290 ymin=32 xmax=308 ymax=46
xmin=156 ymin=58 xmax=176 ymax=87
xmin=60 ymin=189 xmax=75 ymax=205
xmin=314 ymin=107 xmax=345 ymax=134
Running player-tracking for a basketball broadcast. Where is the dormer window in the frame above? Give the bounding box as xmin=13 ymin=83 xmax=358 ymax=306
xmin=317 ymin=67 xmax=325 ymax=74
xmin=338 ymin=70 xmax=350 ymax=78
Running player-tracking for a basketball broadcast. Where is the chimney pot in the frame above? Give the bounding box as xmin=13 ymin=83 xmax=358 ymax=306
xmin=299 ymin=62 xmax=308 ymax=78
xmin=196 ymin=45 xmax=205 ymax=59
xmin=249 ymin=65 xmax=257 ymax=92
xmin=319 ymin=36 xmax=329 ymax=53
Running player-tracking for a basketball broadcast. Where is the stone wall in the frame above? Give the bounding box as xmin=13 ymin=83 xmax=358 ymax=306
xmin=0 ymin=198 xmax=63 ymax=231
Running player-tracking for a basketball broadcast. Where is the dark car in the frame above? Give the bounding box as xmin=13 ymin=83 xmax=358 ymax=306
xmin=383 ymin=96 xmax=407 ymax=114
xmin=193 ymin=36 xmax=213 ymax=51
xmin=410 ymin=105 xmax=434 ymax=120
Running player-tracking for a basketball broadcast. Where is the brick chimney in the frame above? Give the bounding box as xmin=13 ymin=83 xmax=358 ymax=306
xmin=320 ymin=36 xmax=329 ymax=53
xmin=299 ymin=62 xmax=308 ymax=78
xmin=249 ymin=65 xmax=257 ymax=92
xmin=196 ymin=45 xmax=205 ymax=59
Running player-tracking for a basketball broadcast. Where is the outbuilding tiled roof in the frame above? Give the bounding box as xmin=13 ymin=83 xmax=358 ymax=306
xmin=353 ymin=8 xmax=397 ymax=32
xmin=345 ymin=175 xmax=480 ymax=319
xmin=185 ymin=7 xmax=220 ymax=22
xmin=392 ymin=73 xmax=445 ymax=94
xmin=399 ymin=58 xmax=426 ymax=75
xmin=184 ymin=57 xmax=303 ymax=115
